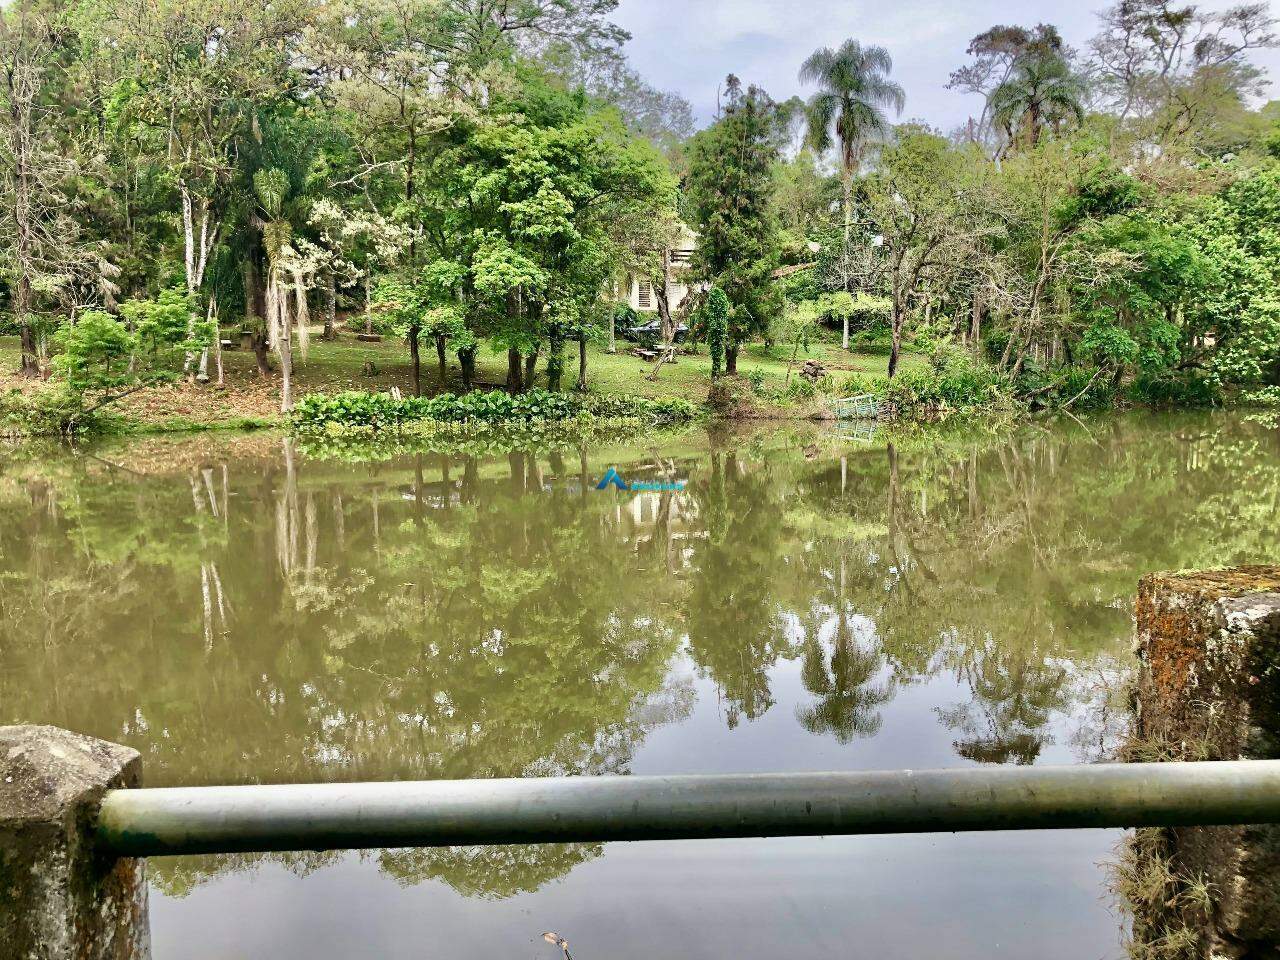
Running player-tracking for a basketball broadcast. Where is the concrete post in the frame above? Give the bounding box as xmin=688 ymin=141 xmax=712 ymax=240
xmin=1125 ymin=566 xmax=1280 ymax=959
xmin=0 ymin=725 xmax=150 ymax=960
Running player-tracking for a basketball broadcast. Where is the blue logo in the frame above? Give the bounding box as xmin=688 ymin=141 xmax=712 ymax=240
xmin=595 ymin=468 xmax=685 ymax=493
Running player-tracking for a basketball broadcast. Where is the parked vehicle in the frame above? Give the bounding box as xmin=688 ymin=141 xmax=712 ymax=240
xmin=621 ymin=319 xmax=689 ymax=344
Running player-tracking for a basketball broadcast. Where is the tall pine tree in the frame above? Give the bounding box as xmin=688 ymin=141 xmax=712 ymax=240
xmin=684 ymin=76 xmax=785 ymax=375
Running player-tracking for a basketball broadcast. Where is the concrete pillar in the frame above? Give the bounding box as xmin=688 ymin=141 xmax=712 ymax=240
xmin=0 ymin=725 xmax=150 ymax=960
xmin=1125 ymin=566 xmax=1280 ymax=959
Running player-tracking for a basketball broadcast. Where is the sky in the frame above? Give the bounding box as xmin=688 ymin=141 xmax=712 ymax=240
xmin=610 ymin=0 xmax=1280 ymax=131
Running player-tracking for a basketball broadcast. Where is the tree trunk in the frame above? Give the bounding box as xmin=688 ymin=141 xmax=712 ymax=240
xmin=523 ymin=346 xmax=539 ymax=391
xmin=246 ymin=259 xmax=269 ymax=375
xmin=180 ymin=183 xmax=214 ymax=384
xmin=253 ymin=332 xmax=272 ymax=377
xmin=279 ymin=312 xmax=293 ymax=413
xmin=576 ymin=335 xmax=588 ymax=391
xmin=323 ymin=269 xmax=337 ymax=340
xmin=888 ymin=303 xmax=905 ymax=379
xmin=363 ymin=274 xmax=373 ymax=335
xmin=435 ymin=334 xmax=447 ymax=389
xmin=459 ymin=345 xmax=476 ymax=391
xmin=10 ymin=69 xmax=38 ymax=377
xmin=841 ymin=163 xmax=854 ymax=350
xmin=725 ymin=344 xmax=739 ymax=376
xmin=546 ymin=329 xmax=564 ymax=392
xmin=607 ymin=308 xmax=616 ymax=354
xmin=210 ymin=297 xmax=224 ymax=388
xmin=506 ymin=348 xmax=524 ymax=393
xmin=17 ymin=294 xmax=38 ymax=376
xmin=408 ymin=325 xmax=422 ymax=397
xmin=657 ymin=250 xmax=674 ymax=346
xmin=970 ymin=290 xmax=982 ymax=353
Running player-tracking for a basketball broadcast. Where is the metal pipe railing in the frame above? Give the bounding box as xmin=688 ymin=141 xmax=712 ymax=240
xmin=96 ymin=761 xmax=1280 ymax=858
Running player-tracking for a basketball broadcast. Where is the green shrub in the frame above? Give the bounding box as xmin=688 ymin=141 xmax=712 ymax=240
xmin=879 ymin=351 xmax=1011 ymax=411
xmin=1043 ymin=367 xmax=1116 ymax=409
xmin=783 ymin=377 xmax=817 ymax=401
xmin=1126 ymin=372 xmax=1222 ymax=408
xmin=292 ymin=389 xmax=699 ymax=432
xmin=838 ymin=373 xmax=875 ymax=396
xmin=849 ymin=327 xmax=893 ymax=355
xmin=18 ymin=386 xmax=99 ymax=436
xmin=1240 ymin=385 xmax=1280 ymax=407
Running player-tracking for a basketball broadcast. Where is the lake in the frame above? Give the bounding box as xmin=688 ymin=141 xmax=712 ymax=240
xmin=3 ymin=412 xmax=1277 ymax=960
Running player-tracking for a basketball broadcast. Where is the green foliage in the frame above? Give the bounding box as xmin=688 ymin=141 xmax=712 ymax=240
xmin=877 ymin=350 xmax=1013 ymax=412
xmin=1080 ymin=321 xmax=1140 ymax=368
xmin=12 ymin=0 xmax=1280 ymax=432
xmin=252 ymin=168 xmax=290 ymax=221
xmin=418 ymin=81 xmax=676 ymax=372
xmin=700 ymin=287 xmax=730 ymax=379
xmin=1126 ymin=372 xmax=1222 ymax=408
xmin=611 ymin=302 xmax=638 ymax=330
xmin=52 ymin=312 xmax=136 ymax=394
xmin=291 ymin=389 xmax=698 ymax=432
xmin=989 ymin=50 xmax=1085 ymax=150
xmin=33 ymin=290 xmax=201 ymax=433
xmin=1240 ymin=385 xmax=1280 ymax=407
xmin=685 ymin=79 xmax=785 ymax=351
xmin=1034 ymin=367 xmax=1117 ymax=410
xmin=373 ymin=277 xmax=474 ymax=350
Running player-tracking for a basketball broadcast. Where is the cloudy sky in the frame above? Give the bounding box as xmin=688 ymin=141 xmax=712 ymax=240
xmin=610 ymin=0 xmax=1280 ymax=131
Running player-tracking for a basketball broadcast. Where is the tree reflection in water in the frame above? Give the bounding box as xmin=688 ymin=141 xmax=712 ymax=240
xmin=1 ymin=412 xmax=1277 ymax=898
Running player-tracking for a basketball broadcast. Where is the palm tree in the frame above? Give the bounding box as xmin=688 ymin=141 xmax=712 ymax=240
xmin=253 ymin=167 xmax=309 ymax=412
xmin=800 ymin=40 xmax=905 ymax=349
xmin=989 ymin=53 xmax=1085 ymax=155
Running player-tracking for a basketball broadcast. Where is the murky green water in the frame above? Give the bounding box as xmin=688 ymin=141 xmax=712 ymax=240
xmin=3 ymin=412 xmax=1277 ymax=959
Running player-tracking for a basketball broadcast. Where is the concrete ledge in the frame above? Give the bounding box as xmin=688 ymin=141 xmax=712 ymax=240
xmin=1128 ymin=566 xmax=1280 ymax=958
xmin=0 ymin=725 xmax=149 ymax=960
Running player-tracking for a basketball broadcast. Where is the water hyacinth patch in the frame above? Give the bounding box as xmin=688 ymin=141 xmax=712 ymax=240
xmin=291 ymin=389 xmax=699 ymax=433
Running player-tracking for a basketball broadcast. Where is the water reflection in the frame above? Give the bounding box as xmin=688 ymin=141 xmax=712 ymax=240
xmin=1 ymin=413 xmax=1278 ymax=913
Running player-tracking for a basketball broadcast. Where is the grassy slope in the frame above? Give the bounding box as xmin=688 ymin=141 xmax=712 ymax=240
xmin=0 ymin=329 xmax=925 ymax=431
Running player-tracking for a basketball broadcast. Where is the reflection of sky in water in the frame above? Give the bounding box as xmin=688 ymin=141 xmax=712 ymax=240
xmin=155 ymin=656 xmax=1119 ymax=960
xmin=154 ymin=831 xmax=1119 ymax=960
xmin=6 ymin=411 xmax=1277 ymax=960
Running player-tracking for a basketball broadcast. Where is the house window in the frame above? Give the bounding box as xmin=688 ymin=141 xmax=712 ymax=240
xmin=637 ymin=279 xmax=653 ymax=310
xmin=670 ymin=249 xmax=694 ymax=265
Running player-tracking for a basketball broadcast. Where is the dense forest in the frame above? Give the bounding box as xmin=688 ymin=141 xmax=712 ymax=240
xmin=2 ymin=0 xmax=1280 ymax=428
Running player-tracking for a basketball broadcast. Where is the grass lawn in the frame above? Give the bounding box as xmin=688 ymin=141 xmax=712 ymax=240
xmin=0 ymin=327 xmax=925 ymax=430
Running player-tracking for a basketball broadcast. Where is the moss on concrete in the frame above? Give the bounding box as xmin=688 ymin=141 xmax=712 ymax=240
xmin=1121 ymin=567 xmax=1280 ymax=959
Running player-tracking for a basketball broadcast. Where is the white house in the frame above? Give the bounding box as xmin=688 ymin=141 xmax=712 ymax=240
xmin=621 ymin=224 xmax=698 ymax=314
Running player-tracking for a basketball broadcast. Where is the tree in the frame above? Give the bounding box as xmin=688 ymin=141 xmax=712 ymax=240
xmin=437 ymin=0 xmax=628 ymax=70
xmin=86 ymin=0 xmax=309 ymax=382
xmin=800 ymin=40 xmax=904 ymax=348
xmin=540 ymin=42 xmax=695 ymax=156
xmin=702 ymin=286 xmax=729 ymax=380
xmin=685 ymin=76 xmax=785 ymax=375
xmin=50 ymin=289 xmax=200 ymax=431
xmin=1090 ymin=0 xmax=1278 ymax=143
xmin=853 ymin=129 xmax=997 ymax=377
xmin=0 ymin=2 xmax=94 ymax=376
xmin=417 ymin=77 xmax=673 ymax=393
xmin=987 ymin=138 xmax=1145 ymax=378
xmin=373 ymin=275 xmax=474 ymax=392
xmin=948 ymin=24 xmax=1066 ymax=146
xmin=989 ymin=51 xmax=1085 ymax=155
